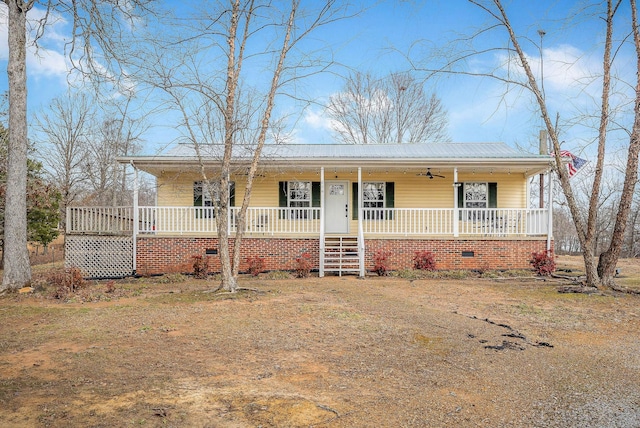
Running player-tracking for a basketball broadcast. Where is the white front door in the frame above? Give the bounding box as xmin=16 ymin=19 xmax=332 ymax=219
xmin=325 ymin=181 xmax=349 ymax=233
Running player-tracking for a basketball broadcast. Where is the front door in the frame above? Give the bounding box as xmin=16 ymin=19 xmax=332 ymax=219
xmin=325 ymin=181 xmax=349 ymax=233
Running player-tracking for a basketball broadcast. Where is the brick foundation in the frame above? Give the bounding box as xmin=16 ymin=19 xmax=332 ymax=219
xmin=136 ymin=236 xmax=548 ymax=275
xmin=364 ymin=239 xmax=548 ymax=271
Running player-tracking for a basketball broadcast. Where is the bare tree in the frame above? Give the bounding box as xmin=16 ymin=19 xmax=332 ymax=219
xmin=34 ymin=91 xmax=94 ymax=229
xmin=137 ymin=0 xmax=356 ymax=292
xmin=327 ymin=71 xmax=450 ymax=144
xmin=417 ymin=0 xmax=639 ymax=288
xmin=1 ymin=0 xmax=154 ymax=292
xmin=84 ymin=97 xmax=144 ymax=206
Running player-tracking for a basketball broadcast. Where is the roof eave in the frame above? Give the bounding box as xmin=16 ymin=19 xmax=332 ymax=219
xmin=118 ymin=156 xmax=552 ymax=177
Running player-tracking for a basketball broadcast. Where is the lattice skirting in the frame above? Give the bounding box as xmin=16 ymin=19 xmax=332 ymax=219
xmin=65 ymin=236 xmax=133 ymax=279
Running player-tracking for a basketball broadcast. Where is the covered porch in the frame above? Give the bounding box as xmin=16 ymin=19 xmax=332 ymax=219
xmin=65 ymin=143 xmax=553 ymax=278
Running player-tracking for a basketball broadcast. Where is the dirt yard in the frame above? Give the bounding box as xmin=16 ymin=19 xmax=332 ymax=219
xmin=1 ymin=256 xmax=639 ymax=427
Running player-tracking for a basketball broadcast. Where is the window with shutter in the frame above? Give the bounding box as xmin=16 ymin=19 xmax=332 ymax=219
xmin=460 ymin=182 xmax=497 ymax=220
xmin=278 ymin=181 xmax=320 ymax=219
xmin=193 ymin=181 xmax=235 ymax=219
xmin=353 ymin=181 xmax=395 ymax=220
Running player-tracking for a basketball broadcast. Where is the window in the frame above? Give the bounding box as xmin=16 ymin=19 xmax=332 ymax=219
xmin=193 ymin=181 xmax=235 ymax=218
xmin=352 ymin=182 xmax=395 ymax=220
xmin=363 ymin=182 xmax=384 ymax=219
xmin=288 ymin=181 xmax=311 ymax=208
xmin=458 ymin=182 xmax=497 ymax=220
xmin=288 ymin=181 xmax=311 ymax=218
xmin=278 ymin=181 xmax=321 ymax=219
xmin=464 ymin=182 xmax=488 ymax=208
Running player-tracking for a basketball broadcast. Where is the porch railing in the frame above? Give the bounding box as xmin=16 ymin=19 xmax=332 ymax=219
xmin=67 ymin=206 xmax=548 ymax=237
xmin=66 ymin=206 xmax=135 ymax=235
xmin=136 ymin=206 xmax=321 ymax=235
xmin=361 ymin=208 xmax=548 ymax=236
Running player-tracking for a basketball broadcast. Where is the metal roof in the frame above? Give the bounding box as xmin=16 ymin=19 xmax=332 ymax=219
xmin=119 ymin=143 xmax=552 ymax=177
xmin=162 ymin=142 xmax=543 ymax=159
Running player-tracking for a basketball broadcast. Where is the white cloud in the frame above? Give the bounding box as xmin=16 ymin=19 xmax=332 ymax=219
xmin=0 ymin=5 xmax=71 ymax=82
xmin=303 ymin=108 xmax=334 ymax=131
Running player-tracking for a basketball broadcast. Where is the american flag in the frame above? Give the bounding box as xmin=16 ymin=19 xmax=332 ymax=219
xmin=555 ymin=150 xmax=587 ymax=178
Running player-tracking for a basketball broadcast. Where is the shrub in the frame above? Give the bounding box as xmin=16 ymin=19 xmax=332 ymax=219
xmin=294 ymin=252 xmax=312 ymax=278
xmin=156 ymin=272 xmax=187 ymax=284
xmin=48 ymin=267 xmax=85 ymax=291
xmin=191 ymin=255 xmax=209 ymax=279
xmin=529 ymin=250 xmax=556 ymax=276
xmin=392 ymin=268 xmax=425 ymax=280
xmin=246 ymin=256 xmax=265 ymax=276
xmin=47 ymin=267 xmax=85 ymax=299
xmin=436 ymin=270 xmax=471 ymax=280
xmin=413 ymin=250 xmax=436 ymax=271
xmin=373 ymin=250 xmax=391 ymax=276
xmin=264 ymin=270 xmax=292 ymax=280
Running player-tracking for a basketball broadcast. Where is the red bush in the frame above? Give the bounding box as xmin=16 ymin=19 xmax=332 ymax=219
xmin=413 ymin=250 xmax=436 ymax=271
xmin=191 ymin=254 xmax=209 ymax=279
xmin=373 ymin=250 xmax=391 ymax=276
xmin=529 ymin=250 xmax=556 ymax=276
xmin=246 ymin=256 xmax=265 ymax=276
xmin=295 ymin=252 xmax=312 ymax=278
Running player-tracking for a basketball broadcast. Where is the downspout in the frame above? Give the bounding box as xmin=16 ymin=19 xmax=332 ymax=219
xmin=319 ymin=167 xmax=325 ymax=277
xmin=131 ymin=161 xmax=139 ymax=275
xmin=358 ymin=167 xmax=365 ymax=277
xmin=453 ymin=167 xmax=459 ymax=237
xmin=546 ymin=167 xmax=553 ymax=252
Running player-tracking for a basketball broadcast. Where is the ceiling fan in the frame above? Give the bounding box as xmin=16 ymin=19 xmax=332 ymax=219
xmin=417 ymin=168 xmax=446 ymax=179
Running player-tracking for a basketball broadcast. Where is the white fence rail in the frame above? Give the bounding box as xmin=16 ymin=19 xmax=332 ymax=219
xmin=67 ymin=206 xmax=548 ymax=237
xmin=66 ymin=207 xmax=135 ymax=235
xmin=362 ymin=208 xmax=548 ymax=236
xmin=135 ymin=206 xmax=321 ymax=235
xmin=237 ymin=207 xmax=321 ymax=234
xmin=362 ymin=208 xmax=454 ymax=235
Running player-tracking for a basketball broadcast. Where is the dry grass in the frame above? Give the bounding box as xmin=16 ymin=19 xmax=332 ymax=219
xmin=0 ymin=257 xmax=639 ymax=427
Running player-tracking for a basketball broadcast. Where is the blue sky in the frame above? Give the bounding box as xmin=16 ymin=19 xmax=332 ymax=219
xmin=0 ymin=0 xmax=635 ymax=157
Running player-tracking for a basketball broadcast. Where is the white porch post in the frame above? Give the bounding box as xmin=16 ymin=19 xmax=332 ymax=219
xmin=131 ymin=162 xmax=139 ymax=275
xmin=358 ymin=167 xmax=365 ymax=277
xmin=453 ymin=167 xmax=459 ymax=237
xmin=319 ymin=167 xmax=325 ymax=277
xmin=546 ymin=168 xmax=553 ymax=251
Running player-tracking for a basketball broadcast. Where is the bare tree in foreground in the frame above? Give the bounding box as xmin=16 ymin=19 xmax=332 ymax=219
xmin=138 ymin=0 xmax=355 ymax=292
xmin=491 ymin=0 xmax=640 ymax=289
xmin=421 ymin=0 xmax=639 ymax=288
xmin=327 ymin=71 xmax=450 ymax=144
xmin=3 ymin=0 xmax=33 ymax=291
xmin=2 ymin=0 xmax=153 ymax=292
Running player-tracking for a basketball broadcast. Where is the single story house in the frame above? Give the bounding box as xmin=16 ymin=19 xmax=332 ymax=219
xmin=65 ymin=143 xmax=553 ymax=278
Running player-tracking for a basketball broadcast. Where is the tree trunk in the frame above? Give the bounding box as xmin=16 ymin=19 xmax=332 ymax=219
xmin=218 ymin=0 xmax=241 ymax=293
xmin=597 ymin=0 xmax=640 ymax=288
xmin=2 ymin=0 xmax=33 ymax=292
